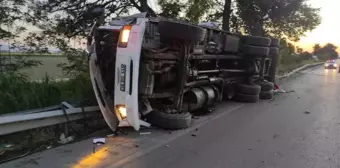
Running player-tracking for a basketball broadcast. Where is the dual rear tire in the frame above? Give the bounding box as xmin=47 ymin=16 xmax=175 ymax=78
xmin=233 ymin=81 xmax=274 ymax=102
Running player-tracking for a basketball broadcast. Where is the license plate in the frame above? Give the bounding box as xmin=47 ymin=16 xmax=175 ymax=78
xmin=120 ymin=64 xmax=126 ymax=92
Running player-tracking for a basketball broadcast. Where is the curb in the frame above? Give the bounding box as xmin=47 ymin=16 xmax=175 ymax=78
xmin=277 ymin=62 xmax=324 ymax=80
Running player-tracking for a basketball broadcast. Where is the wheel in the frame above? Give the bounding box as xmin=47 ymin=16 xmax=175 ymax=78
xmin=259 ymin=90 xmax=274 ymax=99
xmin=235 ymin=83 xmax=261 ymax=95
xmin=158 ymin=20 xmax=206 ymax=42
xmin=146 ymin=110 xmax=192 ymax=130
xmin=242 ymin=45 xmax=269 ymax=56
xmin=242 ymin=36 xmax=271 ymax=47
xmin=270 ymin=38 xmax=280 ymax=47
xmin=269 ymin=47 xmax=279 ymax=56
xmin=256 ymin=81 xmax=274 ymax=91
xmin=233 ymin=93 xmax=259 ymax=103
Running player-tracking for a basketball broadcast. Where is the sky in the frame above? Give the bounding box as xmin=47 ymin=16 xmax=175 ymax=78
xmin=296 ymin=0 xmax=340 ymax=52
xmin=1 ymin=0 xmax=339 ymax=52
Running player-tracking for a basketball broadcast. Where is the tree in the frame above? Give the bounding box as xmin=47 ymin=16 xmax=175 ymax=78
xmin=158 ymin=0 xmax=185 ymax=18
xmin=222 ymin=0 xmax=232 ymax=31
xmin=296 ymin=47 xmax=303 ymax=54
xmin=236 ymin=0 xmax=321 ymax=40
xmin=313 ymin=43 xmax=321 ymax=55
xmin=316 ymin=43 xmax=338 ymax=60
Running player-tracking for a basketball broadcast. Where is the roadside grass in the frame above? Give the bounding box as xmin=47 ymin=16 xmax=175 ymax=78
xmin=277 ymin=59 xmax=320 ymax=75
xmin=0 ymin=52 xmax=65 ymax=57
xmin=0 ymin=73 xmax=96 ymax=115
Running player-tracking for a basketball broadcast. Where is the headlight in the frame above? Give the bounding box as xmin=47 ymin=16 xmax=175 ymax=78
xmin=334 ymin=64 xmax=337 ymax=67
xmin=116 ymin=105 xmax=127 ymax=119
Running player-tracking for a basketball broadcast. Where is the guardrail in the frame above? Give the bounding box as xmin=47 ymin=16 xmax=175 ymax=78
xmin=0 ymin=103 xmax=100 ymax=136
xmin=277 ymin=62 xmax=324 ymax=80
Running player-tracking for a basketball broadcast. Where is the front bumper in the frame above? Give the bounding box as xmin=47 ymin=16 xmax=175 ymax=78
xmin=325 ymin=65 xmax=337 ymax=69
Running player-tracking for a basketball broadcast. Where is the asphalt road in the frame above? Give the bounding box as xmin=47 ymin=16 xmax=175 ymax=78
xmin=2 ymin=66 xmax=339 ymax=168
xmin=120 ymin=67 xmax=340 ymax=168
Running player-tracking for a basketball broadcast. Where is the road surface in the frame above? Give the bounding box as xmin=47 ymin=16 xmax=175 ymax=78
xmin=2 ymin=66 xmax=340 ymax=168
xmin=121 ymin=67 xmax=340 ymax=168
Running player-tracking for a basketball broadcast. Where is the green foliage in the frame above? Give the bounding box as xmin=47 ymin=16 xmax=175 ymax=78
xmin=0 ymin=73 xmax=95 ymax=114
xmin=236 ymin=0 xmax=321 ymax=39
xmin=314 ymin=43 xmax=338 ymax=60
xmin=0 ymin=0 xmax=27 ymax=39
xmin=185 ymin=0 xmax=216 ymax=23
xmin=158 ymin=0 xmax=185 ymax=18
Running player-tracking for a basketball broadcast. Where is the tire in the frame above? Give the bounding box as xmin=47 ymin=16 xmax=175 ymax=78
xmin=235 ymin=83 xmax=261 ymax=95
xmin=146 ymin=110 xmax=192 ymax=130
xmin=259 ymin=90 xmax=274 ymax=99
xmin=270 ymin=38 xmax=280 ymax=47
xmin=269 ymin=47 xmax=279 ymax=56
xmin=233 ymin=93 xmax=259 ymax=103
xmin=257 ymin=81 xmax=274 ymax=91
xmin=242 ymin=45 xmax=269 ymax=56
xmin=242 ymin=36 xmax=271 ymax=47
xmin=158 ymin=20 xmax=206 ymax=42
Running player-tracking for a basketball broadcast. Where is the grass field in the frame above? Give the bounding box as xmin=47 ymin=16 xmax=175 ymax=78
xmin=20 ymin=56 xmax=68 ymax=80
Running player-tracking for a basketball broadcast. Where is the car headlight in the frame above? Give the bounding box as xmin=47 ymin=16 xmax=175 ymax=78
xmin=334 ymin=64 xmax=338 ymax=67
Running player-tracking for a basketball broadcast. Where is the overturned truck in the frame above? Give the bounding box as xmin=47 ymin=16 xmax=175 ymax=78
xmin=86 ymin=11 xmax=280 ymax=132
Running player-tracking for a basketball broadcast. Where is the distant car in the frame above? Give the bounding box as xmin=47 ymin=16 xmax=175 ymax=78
xmin=324 ymin=60 xmax=337 ymax=69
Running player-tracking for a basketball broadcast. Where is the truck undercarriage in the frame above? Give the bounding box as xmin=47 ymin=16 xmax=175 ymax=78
xmin=86 ymin=12 xmax=280 ymax=131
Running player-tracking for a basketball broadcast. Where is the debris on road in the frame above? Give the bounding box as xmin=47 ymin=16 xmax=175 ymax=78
xmin=165 ymin=145 xmax=170 ymax=148
xmin=106 ymin=134 xmax=115 ymax=137
xmin=191 ymin=134 xmax=197 ymax=137
xmin=273 ymin=134 xmax=280 ymax=138
xmin=192 ymin=116 xmax=199 ymax=119
xmin=195 ymin=128 xmax=199 ymax=131
xmin=262 ymin=160 xmax=267 ymax=164
xmin=92 ymin=138 xmax=105 ymax=153
xmin=93 ymin=138 xmax=106 ymax=145
xmin=4 ymin=144 xmax=14 ymax=148
xmin=248 ymin=149 xmax=252 ymax=151
xmin=134 ymin=144 xmax=139 ymax=148
xmin=140 ymin=132 xmax=151 ymax=135
xmin=58 ymin=133 xmax=74 ymax=144
xmin=285 ymin=90 xmax=295 ymax=93
xmin=304 ymin=111 xmax=311 ymax=114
